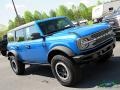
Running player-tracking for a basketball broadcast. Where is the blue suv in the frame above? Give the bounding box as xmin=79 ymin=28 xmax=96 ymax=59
xmin=7 ymin=16 xmax=115 ymax=86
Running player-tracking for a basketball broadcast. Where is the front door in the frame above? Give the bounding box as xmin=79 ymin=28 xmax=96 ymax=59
xmin=24 ymin=25 xmax=48 ymax=64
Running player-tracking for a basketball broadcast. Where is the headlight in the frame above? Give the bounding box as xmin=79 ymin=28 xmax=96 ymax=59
xmin=77 ymin=38 xmax=90 ymax=50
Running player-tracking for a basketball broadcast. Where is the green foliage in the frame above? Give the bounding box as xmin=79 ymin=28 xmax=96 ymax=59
xmin=14 ymin=16 xmax=26 ymax=27
xmin=34 ymin=10 xmax=42 ymax=20
xmin=7 ymin=2 xmax=95 ymax=30
xmin=49 ymin=10 xmax=56 ymax=17
xmin=24 ymin=11 xmax=34 ymax=23
xmin=41 ymin=12 xmax=49 ymax=19
xmin=8 ymin=20 xmax=15 ymax=30
xmin=56 ymin=5 xmax=69 ymax=16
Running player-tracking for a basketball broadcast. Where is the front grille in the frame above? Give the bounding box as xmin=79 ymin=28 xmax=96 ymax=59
xmin=91 ymin=29 xmax=113 ymax=46
xmin=91 ymin=29 xmax=110 ymax=38
xmin=94 ymin=34 xmax=112 ymax=45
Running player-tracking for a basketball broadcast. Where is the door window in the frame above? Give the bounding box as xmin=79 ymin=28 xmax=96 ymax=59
xmin=26 ymin=25 xmax=41 ymax=40
xmin=16 ymin=29 xmax=25 ymax=42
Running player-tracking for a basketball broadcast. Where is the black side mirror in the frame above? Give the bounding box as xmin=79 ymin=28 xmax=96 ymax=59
xmin=31 ymin=33 xmax=41 ymax=40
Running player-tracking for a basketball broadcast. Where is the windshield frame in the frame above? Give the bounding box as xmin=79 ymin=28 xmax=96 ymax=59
xmin=38 ymin=17 xmax=74 ymax=35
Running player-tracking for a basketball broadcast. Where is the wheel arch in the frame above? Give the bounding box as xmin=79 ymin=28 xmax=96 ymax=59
xmin=8 ymin=50 xmax=18 ymax=60
xmin=48 ymin=46 xmax=75 ymax=63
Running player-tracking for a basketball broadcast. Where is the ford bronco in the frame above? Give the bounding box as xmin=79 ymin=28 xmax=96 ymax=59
xmin=7 ymin=16 xmax=115 ymax=86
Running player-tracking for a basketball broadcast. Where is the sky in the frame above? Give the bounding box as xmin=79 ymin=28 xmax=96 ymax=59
xmin=0 ymin=0 xmax=110 ymax=25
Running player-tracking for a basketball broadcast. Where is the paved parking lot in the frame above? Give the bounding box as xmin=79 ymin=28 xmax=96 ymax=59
xmin=0 ymin=42 xmax=120 ymax=90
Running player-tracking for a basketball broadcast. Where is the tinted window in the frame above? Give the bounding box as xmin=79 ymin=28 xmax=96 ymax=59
xmin=38 ymin=17 xmax=74 ymax=35
xmin=16 ymin=29 xmax=25 ymax=42
xmin=26 ymin=25 xmax=41 ymax=40
xmin=8 ymin=31 xmax=14 ymax=42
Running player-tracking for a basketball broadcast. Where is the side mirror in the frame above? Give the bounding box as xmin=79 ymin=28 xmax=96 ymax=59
xmin=31 ymin=33 xmax=41 ymax=40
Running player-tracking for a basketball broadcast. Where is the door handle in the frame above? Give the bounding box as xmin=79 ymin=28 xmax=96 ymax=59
xmin=25 ymin=45 xmax=31 ymax=49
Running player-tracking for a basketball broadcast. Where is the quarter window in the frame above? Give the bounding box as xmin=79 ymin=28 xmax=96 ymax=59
xmin=16 ymin=29 xmax=25 ymax=42
xmin=26 ymin=26 xmax=41 ymax=40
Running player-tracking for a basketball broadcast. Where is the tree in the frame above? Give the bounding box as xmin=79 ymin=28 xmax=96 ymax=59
xmin=8 ymin=20 xmax=15 ymax=30
xmin=41 ymin=12 xmax=49 ymax=19
xmin=56 ymin=5 xmax=69 ymax=16
xmin=34 ymin=10 xmax=42 ymax=20
xmin=71 ymin=5 xmax=81 ymax=21
xmin=49 ymin=10 xmax=56 ymax=17
xmin=14 ymin=16 xmax=26 ymax=27
xmin=14 ymin=17 xmax=19 ymax=27
xmin=67 ymin=9 xmax=74 ymax=20
xmin=20 ymin=17 xmax=26 ymax=25
xmin=87 ymin=6 xmax=95 ymax=20
xmin=7 ymin=3 xmax=95 ymax=30
xmin=24 ymin=11 xmax=34 ymax=23
xmin=78 ymin=3 xmax=88 ymax=19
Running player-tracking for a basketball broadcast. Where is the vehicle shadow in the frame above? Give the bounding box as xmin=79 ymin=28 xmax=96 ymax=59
xmin=75 ymin=56 xmax=120 ymax=88
xmin=25 ymin=64 xmax=54 ymax=78
xmin=24 ymin=56 xmax=120 ymax=88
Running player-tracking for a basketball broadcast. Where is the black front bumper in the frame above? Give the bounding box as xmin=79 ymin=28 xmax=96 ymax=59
xmin=73 ymin=41 xmax=115 ymax=64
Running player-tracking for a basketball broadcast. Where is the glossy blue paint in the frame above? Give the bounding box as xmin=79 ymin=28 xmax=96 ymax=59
xmin=7 ymin=17 xmax=111 ymax=64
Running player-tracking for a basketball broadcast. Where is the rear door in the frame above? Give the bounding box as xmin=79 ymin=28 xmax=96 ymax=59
xmin=15 ymin=29 xmax=27 ymax=61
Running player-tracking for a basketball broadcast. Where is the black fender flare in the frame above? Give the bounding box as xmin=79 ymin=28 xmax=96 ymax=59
xmin=48 ymin=46 xmax=75 ymax=63
xmin=7 ymin=50 xmax=19 ymax=60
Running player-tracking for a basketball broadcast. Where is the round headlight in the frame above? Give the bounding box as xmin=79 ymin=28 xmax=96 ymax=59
xmin=77 ymin=38 xmax=89 ymax=50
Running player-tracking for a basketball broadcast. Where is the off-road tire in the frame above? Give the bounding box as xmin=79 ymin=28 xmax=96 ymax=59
xmin=9 ymin=55 xmax=25 ymax=75
xmin=51 ymin=55 xmax=82 ymax=86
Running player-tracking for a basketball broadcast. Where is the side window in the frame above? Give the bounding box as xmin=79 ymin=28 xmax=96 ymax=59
xmin=16 ymin=29 xmax=25 ymax=42
xmin=8 ymin=31 xmax=15 ymax=42
xmin=26 ymin=25 xmax=41 ymax=40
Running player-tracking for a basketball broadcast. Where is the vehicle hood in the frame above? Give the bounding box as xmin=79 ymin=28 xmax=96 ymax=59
xmin=52 ymin=23 xmax=110 ymax=38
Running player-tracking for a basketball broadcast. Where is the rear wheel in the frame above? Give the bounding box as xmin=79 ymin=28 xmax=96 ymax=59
xmin=9 ymin=55 xmax=25 ymax=75
xmin=1 ymin=50 xmax=7 ymax=56
xmin=51 ymin=55 xmax=82 ymax=86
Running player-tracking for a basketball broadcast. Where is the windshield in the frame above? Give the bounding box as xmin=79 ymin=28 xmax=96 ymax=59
xmin=38 ymin=17 xmax=74 ymax=35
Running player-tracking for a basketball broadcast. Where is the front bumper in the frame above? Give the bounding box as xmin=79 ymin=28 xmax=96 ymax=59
xmin=73 ymin=41 xmax=115 ymax=64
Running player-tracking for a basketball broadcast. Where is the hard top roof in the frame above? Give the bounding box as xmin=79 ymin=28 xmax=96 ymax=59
xmin=8 ymin=16 xmax=66 ymax=32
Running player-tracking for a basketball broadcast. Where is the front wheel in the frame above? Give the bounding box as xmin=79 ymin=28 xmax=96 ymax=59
xmin=51 ymin=55 xmax=82 ymax=86
xmin=9 ymin=55 xmax=25 ymax=75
